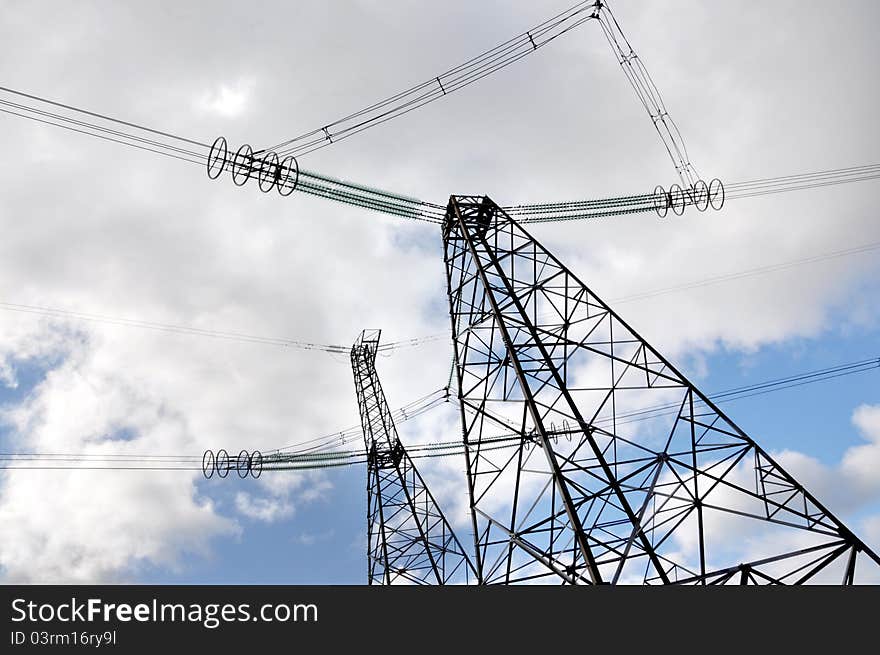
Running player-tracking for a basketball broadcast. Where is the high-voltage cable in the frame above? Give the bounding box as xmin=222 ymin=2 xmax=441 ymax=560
xmin=4 ymin=85 xmax=878 ymax=224
xmin=506 ymin=163 xmax=880 ymax=221
xmin=596 ymin=1 xmax=700 ymax=188
xmin=3 ymin=354 xmax=876 ymax=472
xmin=0 ymin=86 xmax=445 ymax=223
xmin=262 ymin=2 xmax=601 ymax=158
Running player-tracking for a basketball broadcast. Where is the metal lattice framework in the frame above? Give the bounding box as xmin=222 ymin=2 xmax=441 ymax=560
xmin=442 ymin=195 xmax=880 ymax=585
xmin=351 ymin=330 xmax=477 ymax=585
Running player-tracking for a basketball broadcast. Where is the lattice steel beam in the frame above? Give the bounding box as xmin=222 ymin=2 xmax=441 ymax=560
xmin=442 ymin=195 xmax=880 ymax=585
xmin=352 ymin=329 xmax=477 ymax=585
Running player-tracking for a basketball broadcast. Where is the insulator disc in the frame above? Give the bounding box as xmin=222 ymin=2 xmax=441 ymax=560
xmin=207 ymin=137 xmax=228 ymax=180
xmin=216 ymin=448 xmax=230 ymax=478
xmin=653 ymin=185 xmax=669 ymax=218
xmin=693 ymin=179 xmax=710 ymax=212
xmin=231 ymin=144 xmax=254 ymax=187
xmin=277 ymin=156 xmax=299 ymax=196
xmin=258 ymin=152 xmax=279 ymax=193
xmin=708 ymin=178 xmax=725 ymax=211
xmin=237 ymin=450 xmax=250 ymax=478
xmin=669 ymin=184 xmax=686 ymax=216
xmin=250 ymin=451 xmax=263 ymax=479
xmin=201 ymin=450 xmax=215 ymax=479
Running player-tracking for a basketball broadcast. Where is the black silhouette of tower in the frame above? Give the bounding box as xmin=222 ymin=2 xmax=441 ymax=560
xmin=351 ymin=330 xmax=477 ymax=584
xmin=442 ymin=195 xmax=880 ymax=584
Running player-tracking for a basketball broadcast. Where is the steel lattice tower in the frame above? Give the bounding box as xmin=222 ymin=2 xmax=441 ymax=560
xmin=351 ymin=330 xmax=477 ymax=585
xmin=442 ymin=195 xmax=880 ymax=585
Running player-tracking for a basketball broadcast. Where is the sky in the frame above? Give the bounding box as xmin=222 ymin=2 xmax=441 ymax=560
xmin=0 ymin=0 xmax=878 ymax=584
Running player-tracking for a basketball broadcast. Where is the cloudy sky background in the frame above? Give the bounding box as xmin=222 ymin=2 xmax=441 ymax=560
xmin=0 ymin=0 xmax=878 ymax=583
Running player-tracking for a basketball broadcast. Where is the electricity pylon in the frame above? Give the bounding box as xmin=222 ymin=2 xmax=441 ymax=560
xmin=351 ymin=329 xmax=477 ymax=584
xmin=442 ymin=195 xmax=880 ymax=584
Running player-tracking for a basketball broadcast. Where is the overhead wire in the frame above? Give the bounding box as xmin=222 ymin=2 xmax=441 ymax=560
xmin=0 ymin=85 xmax=207 ymax=148
xmin=0 ymin=301 xmax=351 ymax=353
xmin=506 ymin=163 xmax=880 ymax=222
xmin=265 ymin=1 xmax=601 ymax=158
xmin=2 ymin=354 xmax=878 ymax=470
xmin=594 ymin=355 xmax=880 ymax=429
xmin=385 ymin=237 xmax=880 ymax=346
xmin=596 ymin=0 xmax=699 ymax=188
xmin=604 ymin=239 xmax=880 ymax=306
xmin=0 ymin=299 xmax=454 ymax=356
xmin=3 ymin=86 xmax=879 ymax=225
xmin=2 ymin=235 xmax=877 ymax=374
xmin=1 ymin=16 xmax=877 ymax=461
xmin=0 ymin=86 xmax=445 ymax=224
xmin=270 ymin=387 xmax=451 ymax=453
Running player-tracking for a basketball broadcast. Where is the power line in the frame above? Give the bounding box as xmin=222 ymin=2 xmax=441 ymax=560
xmin=596 ymin=356 xmax=880 ymax=429
xmin=606 ymin=240 xmax=880 ymax=306
xmin=507 ymin=163 xmax=880 ymax=222
xmin=597 ymin=0 xmax=700 ymax=188
xmin=2 ymin=354 xmax=877 ymax=470
xmin=0 ymin=87 xmax=445 ymax=224
xmin=265 ymin=2 xmax=601 ymax=158
xmin=4 ymin=85 xmax=879 ymax=225
xmin=3 ymin=235 xmax=876 ymax=358
xmin=0 ymin=85 xmax=207 ymax=148
xmin=403 ymin=237 xmax=880 ymax=345
xmin=0 ymin=301 xmax=352 ymax=353
xmin=0 ymin=300 xmax=451 ymax=356
xmin=726 ymin=163 xmax=880 ymax=190
xmin=272 ymin=387 xmax=451 ymax=453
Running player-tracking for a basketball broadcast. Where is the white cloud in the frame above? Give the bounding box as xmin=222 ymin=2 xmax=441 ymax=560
xmin=0 ymin=326 xmax=240 ymax=582
xmin=0 ymin=0 xmax=877 ymax=583
xmin=0 ymin=469 xmax=237 ymax=583
xmin=294 ymin=529 xmax=334 ymax=546
xmin=864 ymin=515 xmax=880 ymax=551
xmin=197 ymin=80 xmax=255 ymax=118
xmin=0 ymin=359 xmax=16 ymax=389
xmin=234 ymin=492 xmax=294 ymax=523
xmin=233 ymin=470 xmax=332 ymax=523
xmin=660 ymin=404 xmax=880 ymax=582
xmin=776 ymin=404 xmax=880 ymax=518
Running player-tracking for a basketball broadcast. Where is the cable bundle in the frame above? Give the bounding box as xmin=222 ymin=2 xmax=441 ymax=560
xmin=263 ymin=2 xmax=601 ymax=158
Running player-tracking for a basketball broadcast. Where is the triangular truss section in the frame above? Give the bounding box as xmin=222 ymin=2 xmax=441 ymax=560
xmin=351 ymin=330 xmax=477 ymax=584
xmin=442 ymin=195 xmax=880 ymax=585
